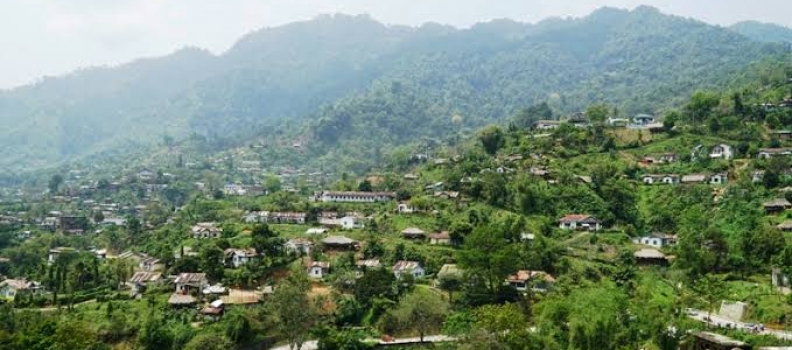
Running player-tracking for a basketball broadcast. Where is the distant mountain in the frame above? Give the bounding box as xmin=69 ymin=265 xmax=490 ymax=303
xmin=730 ymin=21 xmax=792 ymax=43
xmin=0 ymin=8 xmax=788 ymax=173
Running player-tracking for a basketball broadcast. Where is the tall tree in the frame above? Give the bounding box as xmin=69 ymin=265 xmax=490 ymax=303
xmin=388 ymin=288 xmax=448 ymax=341
xmin=478 ymin=126 xmax=505 ymax=155
xmin=48 ymin=174 xmax=63 ymax=194
xmin=270 ymin=273 xmax=317 ymax=350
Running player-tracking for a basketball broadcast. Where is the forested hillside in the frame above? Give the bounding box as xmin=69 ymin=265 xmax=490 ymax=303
xmin=730 ymin=21 xmax=792 ymax=44
xmin=0 ymin=6 xmax=789 ymax=173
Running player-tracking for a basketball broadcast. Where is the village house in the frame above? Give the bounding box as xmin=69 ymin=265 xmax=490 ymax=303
xmin=657 ymin=153 xmax=679 ymax=163
xmin=397 ymin=202 xmax=416 ymax=214
xmin=642 ymin=174 xmax=679 ymax=185
xmin=633 ymin=233 xmax=677 ymax=248
xmin=191 ymin=222 xmax=223 ymax=239
xmin=758 ymin=148 xmax=792 ymax=159
xmin=48 ymin=247 xmax=76 ymax=264
xmin=634 ymin=248 xmax=668 ymax=266
xmin=0 ymin=279 xmax=42 ymax=300
xmin=632 ymin=114 xmax=655 ymax=125
xmin=39 ymin=217 xmax=58 ymax=231
xmin=261 ymin=211 xmax=307 ymax=224
xmin=425 ymin=182 xmax=445 ymax=193
xmin=506 ymin=270 xmax=556 ymax=293
xmin=319 ymin=214 xmax=365 ymax=229
xmin=778 ymin=221 xmax=792 ymax=232
xmin=429 ymin=231 xmax=451 ymax=245
xmin=772 ymin=130 xmax=792 ymax=140
xmin=392 ymin=261 xmax=426 ymax=279
xmin=533 ymin=120 xmax=560 ymax=130
xmin=433 ymin=191 xmax=460 ymax=200
xmin=57 ymin=216 xmax=88 ymax=234
xmin=403 ymin=173 xmax=419 ymax=181
xmin=322 ymin=236 xmax=358 ymax=251
xmin=318 ymin=191 xmax=395 ymax=203
xmin=710 ymin=173 xmax=728 ymax=185
xmin=307 ymin=261 xmax=330 ymax=279
xmin=127 ymin=272 xmax=162 ymax=296
xmin=285 ymin=238 xmax=314 ymax=256
xmin=681 ymin=174 xmax=709 ymax=184
xmin=224 ymin=248 xmax=257 ymax=268
xmin=355 ymin=259 xmax=382 ymax=271
xmin=764 ymin=198 xmax=792 ymax=214
xmin=402 ymin=227 xmax=426 ymax=240
xmin=607 ymin=117 xmax=629 ymax=127
xmin=559 ymin=214 xmax=601 ymax=231
xmin=115 ymin=251 xmax=163 ymax=272
xmin=709 ymin=144 xmax=734 ymax=160
xmin=174 ymin=273 xmax=208 ymax=295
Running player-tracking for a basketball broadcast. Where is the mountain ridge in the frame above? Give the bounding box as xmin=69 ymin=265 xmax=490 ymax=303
xmin=0 ymin=8 xmax=789 ymax=174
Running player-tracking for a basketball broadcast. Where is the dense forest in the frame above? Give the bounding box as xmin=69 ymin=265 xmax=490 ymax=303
xmin=1 ymin=6 xmax=790 ymax=174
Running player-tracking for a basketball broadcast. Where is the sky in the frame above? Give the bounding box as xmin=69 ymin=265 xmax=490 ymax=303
xmin=2 ymin=0 xmax=792 ymax=89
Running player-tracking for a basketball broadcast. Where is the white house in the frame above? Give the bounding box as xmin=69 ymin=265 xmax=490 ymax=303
xmin=340 ymin=216 xmax=363 ymax=230
xmin=397 ymin=202 xmax=416 ymax=214
xmin=758 ymin=148 xmax=792 ymax=159
xmin=633 ymin=233 xmax=678 ymax=248
xmin=559 ymin=215 xmax=601 ymax=231
xmin=392 ymin=261 xmax=426 ymax=279
xmin=307 ymin=261 xmax=330 ymax=279
xmin=224 ymin=248 xmax=258 ymax=268
xmin=642 ymin=174 xmax=679 ymax=185
xmin=0 ymin=279 xmax=41 ymax=300
xmin=709 ymin=144 xmax=733 ymax=160
xmin=710 ymin=173 xmax=728 ymax=185
xmin=285 ymin=238 xmax=313 ymax=256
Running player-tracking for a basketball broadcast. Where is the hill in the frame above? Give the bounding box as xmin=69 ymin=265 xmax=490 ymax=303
xmin=730 ymin=21 xmax=792 ymax=43
xmin=0 ymin=7 xmax=789 ymax=174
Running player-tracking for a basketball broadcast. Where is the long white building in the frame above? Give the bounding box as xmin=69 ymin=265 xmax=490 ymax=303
xmin=317 ymin=191 xmax=395 ymax=203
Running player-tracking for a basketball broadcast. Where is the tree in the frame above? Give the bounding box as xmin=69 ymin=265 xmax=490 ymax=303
xmin=184 ymin=333 xmax=234 ymax=350
xmin=514 ymin=103 xmax=553 ymax=129
xmin=270 ymin=273 xmax=317 ymax=350
xmin=48 ymin=174 xmax=63 ymax=194
xmin=139 ymin=317 xmax=173 ymax=350
xmin=685 ymin=91 xmax=720 ymax=125
xmin=200 ymin=246 xmax=225 ymax=282
xmin=388 ymin=288 xmax=448 ymax=341
xmin=457 ymin=224 xmax=519 ymax=298
xmin=357 ymin=179 xmax=372 ymax=192
xmin=354 ymin=267 xmax=396 ymax=307
xmin=437 ymin=266 xmax=463 ymax=304
xmin=693 ymin=275 xmax=728 ymax=326
xmin=478 ymin=126 xmax=504 ymax=155
xmin=585 ymin=103 xmax=610 ymax=125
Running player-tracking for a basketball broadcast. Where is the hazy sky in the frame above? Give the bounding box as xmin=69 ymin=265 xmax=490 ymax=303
xmin=2 ymin=0 xmax=792 ymax=89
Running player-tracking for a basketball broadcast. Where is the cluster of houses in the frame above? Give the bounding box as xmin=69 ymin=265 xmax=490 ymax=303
xmin=641 ymin=173 xmax=728 ymax=185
